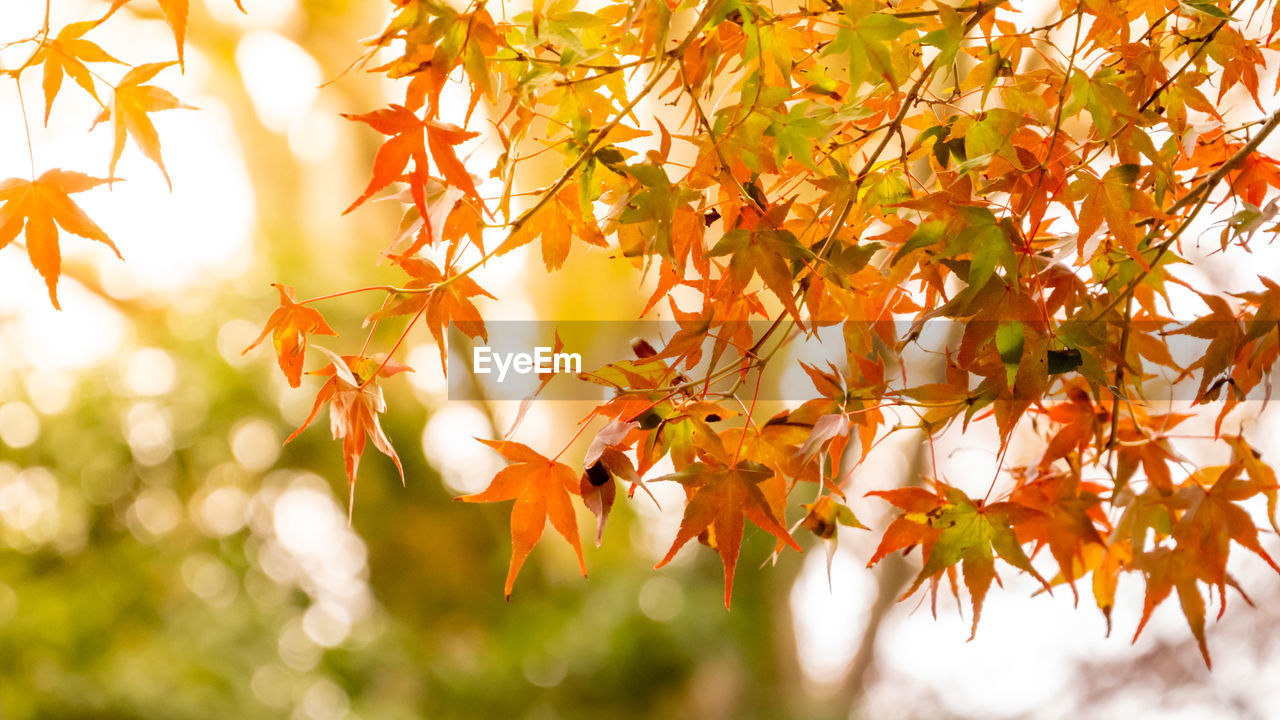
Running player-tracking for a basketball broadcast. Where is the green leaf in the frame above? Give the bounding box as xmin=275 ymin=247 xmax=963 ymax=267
xmin=594 ymin=146 xmax=625 ymax=166
xmin=1180 ymin=0 xmax=1235 ymax=19
xmin=766 ymin=103 xmax=828 ymax=170
xmin=707 ymin=228 xmax=750 ymax=257
xmin=834 ymin=502 xmax=868 ymax=529
xmin=831 ymin=241 xmax=883 ymax=275
xmin=1064 ymin=69 xmax=1136 ymax=138
xmin=963 ymin=109 xmax=1023 ymax=167
xmin=996 ymin=321 xmax=1025 ymax=365
xmin=918 ymin=3 xmax=963 ymax=67
xmin=892 ymin=220 xmax=946 ymax=264
xmin=905 ymin=489 xmax=1049 ymax=638
xmin=827 ymin=0 xmax=915 ymax=88
xmin=947 ymin=207 xmax=1015 ymax=293
xmin=619 ymin=164 xmax=678 ymax=259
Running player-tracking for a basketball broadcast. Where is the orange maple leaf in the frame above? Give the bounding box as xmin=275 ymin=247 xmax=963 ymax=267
xmin=1069 ymin=164 xmax=1163 ymax=265
xmin=865 ymin=487 xmax=943 ymax=565
xmin=656 ymin=460 xmax=800 ymax=608
xmin=458 ymin=439 xmax=588 ymax=598
xmin=705 ymin=224 xmax=812 ymax=322
xmin=1133 ymin=463 xmax=1280 ymax=666
xmin=342 ymin=105 xmax=482 ymax=223
xmin=93 ymin=62 xmax=192 ymax=189
xmin=34 ymin=20 xmax=122 ymax=124
xmin=366 ymin=256 xmax=494 ymax=375
xmin=1132 ymin=548 xmax=1212 ymax=665
xmin=497 ymin=182 xmax=606 ymax=270
xmin=242 ymin=283 xmax=338 ymax=388
xmin=286 ymin=352 xmax=412 ymax=519
xmin=1007 ymin=473 xmax=1108 ymax=595
xmin=0 ymin=169 xmax=121 ymax=309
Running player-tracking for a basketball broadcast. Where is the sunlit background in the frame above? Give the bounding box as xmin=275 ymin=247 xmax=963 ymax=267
xmin=3 ymin=1 xmax=1280 ymax=719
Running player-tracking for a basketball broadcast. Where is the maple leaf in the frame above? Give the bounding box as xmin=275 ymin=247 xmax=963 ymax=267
xmin=707 ymin=226 xmax=814 ymax=321
xmin=93 ymin=62 xmax=192 ymax=190
xmin=1132 ymin=547 xmax=1213 ymax=666
xmin=650 ymin=299 xmax=712 ymax=369
xmin=869 ymin=485 xmax=1050 ymax=638
xmin=719 ymin=417 xmax=826 ymax=505
xmin=765 ymin=102 xmax=828 ymax=170
xmin=497 ymin=182 xmax=606 ymax=270
xmin=1099 ymin=461 xmax=1279 ymax=667
xmin=285 ymin=352 xmax=412 ymax=520
xmin=1007 ymin=473 xmax=1108 ymax=595
xmin=793 ymin=361 xmax=860 ymax=472
xmin=241 ymin=283 xmax=338 ymax=388
xmin=825 ymin=3 xmax=914 ymax=88
xmin=655 ymin=461 xmax=801 ymax=608
xmin=1225 ymin=434 xmax=1280 ymax=533
xmin=1068 ymin=164 xmax=1163 ymax=264
xmin=342 ymin=105 xmax=482 ymax=222
xmin=865 ymin=487 xmax=946 ymax=565
xmin=1088 ymin=541 xmax=1131 ymax=634
xmin=458 ymin=440 xmax=588 ymax=598
xmin=34 ymin=21 xmax=122 ymax=124
xmin=365 ymin=256 xmax=495 ymax=375
xmin=1173 ymin=464 xmax=1280 ymax=588
xmin=1170 ymin=291 xmax=1244 ymax=404
xmin=635 ymin=403 xmax=729 ymax=476
xmin=615 ymin=163 xmax=682 ymax=261
xmin=442 ymin=196 xmax=485 ymax=255
xmin=0 ymin=170 xmax=121 ymax=309
xmin=1208 ymin=27 xmax=1264 ymax=109
xmin=1063 ymin=69 xmax=1137 ymax=139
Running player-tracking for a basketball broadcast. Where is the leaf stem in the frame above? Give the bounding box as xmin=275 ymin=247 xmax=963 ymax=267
xmin=360 ymin=293 xmax=394 ymax=356
xmin=552 ymin=410 xmax=599 ymax=463
xmin=730 ymin=369 xmax=763 ymax=466
xmin=357 ymin=301 xmax=427 ymax=389
xmin=14 ymin=78 xmax=36 ymax=178
xmin=297 ymin=285 xmax=429 ymax=305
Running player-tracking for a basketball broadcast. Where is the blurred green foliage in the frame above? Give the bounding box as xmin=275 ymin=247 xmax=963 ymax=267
xmin=0 ymin=305 xmax=810 ymax=719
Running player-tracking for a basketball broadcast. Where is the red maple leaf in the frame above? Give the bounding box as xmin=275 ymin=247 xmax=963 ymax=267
xmin=458 ymin=440 xmax=588 ymax=598
xmin=656 ymin=460 xmax=800 ymax=608
xmin=342 ymin=105 xmax=483 ymax=228
xmin=242 ymin=283 xmax=338 ymax=388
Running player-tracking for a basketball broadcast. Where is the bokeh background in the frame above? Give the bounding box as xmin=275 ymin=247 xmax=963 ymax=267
xmin=3 ymin=1 xmax=1280 ymax=719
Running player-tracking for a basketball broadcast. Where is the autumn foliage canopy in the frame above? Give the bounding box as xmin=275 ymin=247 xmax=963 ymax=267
xmin=9 ymin=0 xmax=1280 ymax=669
